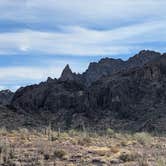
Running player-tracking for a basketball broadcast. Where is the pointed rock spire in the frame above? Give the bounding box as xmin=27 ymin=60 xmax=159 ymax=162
xmin=59 ymin=64 xmax=75 ymax=81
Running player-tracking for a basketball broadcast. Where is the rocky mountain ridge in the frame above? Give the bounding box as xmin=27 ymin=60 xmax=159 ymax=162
xmin=59 ymin=50 xmax=162 ymax=86
xmin=7 ymin=50 xmax=166 ymax=132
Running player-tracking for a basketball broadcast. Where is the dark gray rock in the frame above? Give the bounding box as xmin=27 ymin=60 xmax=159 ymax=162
xmin=0 ymin=89 xmax=14 ymax=105
xmin=83 ymin=50 xmax=161 ymax=85
xmin=59 ymin=50 xmax=161 ymax=86
xmin=59 ymin=64 xmax=76 ymax=81
xmin=11 ymin=50 xmax=166 ymax=132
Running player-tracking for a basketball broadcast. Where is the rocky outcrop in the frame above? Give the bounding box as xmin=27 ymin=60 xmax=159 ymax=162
xmin=83 ymin=50 xmax=161 ymax=85
xmin=59 ymin=64 xmax=75 ymax=81
xmin=59 ymin=50 xmax=162 ymax=86
xmin=126 ymin=50 xmax=161 ymax=69
xmin=11 ymin=50 xmax=166 ymax=132
xmin=83 ymin=58 xmax=124 ymax=85
xmin=0 ymin=90 xmax=14 ymax=105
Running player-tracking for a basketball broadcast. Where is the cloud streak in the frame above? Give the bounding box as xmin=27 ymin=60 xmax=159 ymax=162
xmin=0 ymin=20 xmax=165 ymax=56
xmin=1 ymin=0 xmax=166 ymax=29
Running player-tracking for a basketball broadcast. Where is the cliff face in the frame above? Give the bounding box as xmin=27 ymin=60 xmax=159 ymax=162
xmin=11 ymin=50 xmax=166 ymax=132
xmin=86 ymin=56 xmax=166 ymax=131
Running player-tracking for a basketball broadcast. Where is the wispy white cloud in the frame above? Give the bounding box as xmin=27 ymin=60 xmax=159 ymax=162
xmin=0 ymin=0 xmax=165 ymax=56
xmin=0 ymin=0 xmax=166 ymax=28
xmin=0 ymin=20 xmax=165 ymax=56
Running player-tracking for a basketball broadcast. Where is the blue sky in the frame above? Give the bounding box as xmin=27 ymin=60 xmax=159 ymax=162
xmin=0 ymin=0 xmax=166 ymax=91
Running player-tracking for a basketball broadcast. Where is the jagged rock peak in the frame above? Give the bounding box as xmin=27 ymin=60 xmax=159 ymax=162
xmin=47 ymin=77 xmax=52 ymax=81
xmin=59 ymin=64 xmax=75 ymax=81
xmin=99 ymin=57 xmax=123 ymax=64
xmin=62 ymin=64 xmax=73 ymax=75
xmin=47 ymin=77 xmax=56 ymax=83
xmin=131 ymin=50 xmax=161 ymax=59
xmin=126 ymin=50 xmax=162 ymax=68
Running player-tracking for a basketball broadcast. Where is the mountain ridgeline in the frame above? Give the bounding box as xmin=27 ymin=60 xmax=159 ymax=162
xmin=60 ymin=50 xmax=161 ymax=85
xmin=2 ymin=50 xmax=166 ymax=132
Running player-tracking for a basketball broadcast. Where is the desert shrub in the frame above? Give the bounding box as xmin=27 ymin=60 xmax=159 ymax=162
xmin=119 ymin=152 xmax=140 ymax=162
xmin=59 ymin=132 xmax=69 ymax=140
xmin=0 ymin=127 xmax=7 ymax=136
xmin=0 ymin=141 xmax=14 ymax=155
xmin=0 ymin=142 xmax=16 ymax=165
xmin=68 ymin=129 xmax=79 ymax=137
xmin=138 ymin=158 xmax=149 ymax=166
xmin=134 ymin=132 xmax=152 ymax=145
xmin=19 ymin=128 xmax=30 ymax=140
xmin=77 ymin=136 xmax=91 ymax=146
xmin=18 ymin=128 xmax=29 ymax=134
xmin=88 ymin=131 xmax=98 ymax=138
xmin=2 ymin=159 xmax=16 ymax=166
xmin=53 ymin=149 xmax=67 ymax=159
xmin=37 ymin=140 xmax=53 ymax=159
xmin=106 ymin=128 xmax=115 ymax=137
xmin=50 ymin=132 xmax=58 ymax=141
xmin=157 ymin=157 xmax=166 ymax=166
xmin=44 ymin=153 xmax=50 ymax=160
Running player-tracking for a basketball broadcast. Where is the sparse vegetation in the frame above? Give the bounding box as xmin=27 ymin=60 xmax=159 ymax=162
xmin=0 ymin=128 xmax=163 ymax=165
xmin=157 ymin=157 xmax=166 ymax=166
xmin=119 ymin=151 xmax=140 ymax=162
xmin=77 ymin=134 xmax=91 ymax=146
xmin=134 ymin=132 xmax=153 ymax=145
xmin=138 ymin=157 xmax=149 ymax=166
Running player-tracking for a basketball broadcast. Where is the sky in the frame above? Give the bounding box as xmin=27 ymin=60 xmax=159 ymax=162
xmin=0 ymin=0 xmax=166 ymax=91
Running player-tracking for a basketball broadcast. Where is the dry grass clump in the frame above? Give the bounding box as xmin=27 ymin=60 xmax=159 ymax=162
xmin=77 ymin=133 xmax=92 ymax=146
xmin=157 ymin=157 xmax=166 ymax=166
xmin=68 ymin=129 xmax=80 ymax=137
xmin=77 ymin=137 xmax=91 ymax=146
xmin=0 ymin=127 xmax=8 ymax=136
xmin=106 ymin=128 xmax=115 ymax=137
xmin=138 ymin=157 xmax=149 ymax=166
xmin=0 ymin=140 xmax=16 ymax=165
xmin=134 ymin=132 xmax=153 ymax=145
